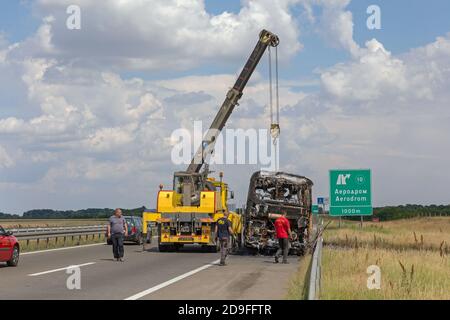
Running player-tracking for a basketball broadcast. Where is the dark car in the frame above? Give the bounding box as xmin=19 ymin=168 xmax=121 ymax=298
xmin=0 ymin=226 xmax=20 ymax=267
xmin=106 ymin=216 xmax=143 ymax=245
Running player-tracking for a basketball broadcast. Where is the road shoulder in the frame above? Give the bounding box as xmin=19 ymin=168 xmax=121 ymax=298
xmin=142 ymin=255 xmax=300 ymax=300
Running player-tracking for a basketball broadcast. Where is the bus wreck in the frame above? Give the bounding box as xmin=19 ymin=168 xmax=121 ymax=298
xmin=244 ymin=171 xmax=313 ymax=255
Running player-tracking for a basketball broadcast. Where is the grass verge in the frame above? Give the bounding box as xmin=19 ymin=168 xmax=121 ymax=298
xmin=286 ymin=253 xmax=313 ymax=300
xmin=321 ymin=217 xmax=450 ymax=300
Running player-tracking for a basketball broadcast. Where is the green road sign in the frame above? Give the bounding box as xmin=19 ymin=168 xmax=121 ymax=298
xmin=329 ymin=169 xmax=372 ymax=216
xmin=312 ymin=205 xmax=319 ymax=215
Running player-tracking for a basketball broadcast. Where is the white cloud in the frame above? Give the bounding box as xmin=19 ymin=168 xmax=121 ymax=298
xmin=299 ymin=0 xmax=360 ymax=56
xmin=16 ymin=0 xmax=303 ymax=71
xmin=321 ymin=34 xmax=450 ymax=106
xmin=321 ymin=39 xmax=408 ymax=102
xmin=0 ymin=146 xmax=14 ymax=168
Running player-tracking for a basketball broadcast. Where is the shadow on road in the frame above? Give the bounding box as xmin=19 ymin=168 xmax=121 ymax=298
xmin=141 ymin=245 xmax=218 ymax=254
xmin=99 ymin=258 xmax=116 ymax=262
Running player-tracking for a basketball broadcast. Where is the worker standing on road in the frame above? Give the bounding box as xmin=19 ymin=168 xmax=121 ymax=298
xmin=274 ymin=210 xmax=292 ymax=264
xmin=215 ymin=210 xmax=234 ymax=266
xmin=107 ymin=208 xmax=128 ymax=262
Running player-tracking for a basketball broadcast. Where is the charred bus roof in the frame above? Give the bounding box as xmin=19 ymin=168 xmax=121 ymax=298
xmin=246 ymin=171 xmax=313 ymax=207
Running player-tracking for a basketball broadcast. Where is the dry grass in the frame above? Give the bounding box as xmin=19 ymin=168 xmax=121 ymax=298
xmin=286 ymin=253 xmax=313 ymax=300
xmin=321 ymin=217 xmax=450 ymax=300
xmin=323 ymin=217 xmax=450 ymax=252
xmin=321 ymin=247 xmax=450 ymax=299
xmin=1 ymin=219 xmax=107 ymax=229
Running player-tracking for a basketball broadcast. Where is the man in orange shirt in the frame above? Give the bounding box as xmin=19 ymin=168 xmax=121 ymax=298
xmin=274 ymin=210 xmax=292 ymax=264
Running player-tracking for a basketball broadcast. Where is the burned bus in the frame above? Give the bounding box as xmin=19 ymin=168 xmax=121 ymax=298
xmin=244 ymin=171 xmax=313 ymax=255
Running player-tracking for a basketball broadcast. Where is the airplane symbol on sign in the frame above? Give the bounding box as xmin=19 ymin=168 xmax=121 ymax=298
xmin=336 ymin=174 xmax=351 ymax=185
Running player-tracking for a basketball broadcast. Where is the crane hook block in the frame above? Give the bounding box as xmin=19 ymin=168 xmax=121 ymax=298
xmin=259 ymin=29 xmax=280 ymax=47
xmin=270 ymin=123 xmax=280 ymax=140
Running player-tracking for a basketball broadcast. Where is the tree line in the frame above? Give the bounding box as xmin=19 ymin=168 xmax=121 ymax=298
xmin=373 ymin=204 xmax=450 ymax=221
xmin=0 ymin=207 xmax=148 ymax=219
xmin=342 ymin=204 xmax=450 ymax=221
xmin=1 ymin=204 xmax=450 ymax=221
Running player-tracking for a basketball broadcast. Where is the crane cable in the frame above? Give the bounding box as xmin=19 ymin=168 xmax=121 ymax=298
xmin=275 ymin=45 xmax=280 ymax=126
xmin=269 ymin=46 xmax=273 ymax=125
xmin=268 ymin=46 xmax=280 ymax=170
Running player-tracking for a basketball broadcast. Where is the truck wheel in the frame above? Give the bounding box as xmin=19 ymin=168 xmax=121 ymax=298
xmin=7 ymin=246 xmax=19 ymax=267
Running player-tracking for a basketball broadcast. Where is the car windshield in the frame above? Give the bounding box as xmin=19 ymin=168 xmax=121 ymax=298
xmin=0 ymin=226 xmax=5 ymax=235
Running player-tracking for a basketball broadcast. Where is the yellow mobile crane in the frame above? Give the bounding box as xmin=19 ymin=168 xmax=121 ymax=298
xmin=143 ymin=29 xmax=280 ymax=252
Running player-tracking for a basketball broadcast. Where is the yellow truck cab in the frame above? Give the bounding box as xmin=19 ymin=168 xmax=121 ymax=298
xmin=143 ymin=174 xmax=242 ymax=252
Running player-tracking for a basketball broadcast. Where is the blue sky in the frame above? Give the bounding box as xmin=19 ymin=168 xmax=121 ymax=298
xmin=0 ymin=1 xmax=39 ymax=42
xmin=1 ymin=1 xmax=450 ymax=213
xmin=350 ymin=0 xmax=450 ymax=53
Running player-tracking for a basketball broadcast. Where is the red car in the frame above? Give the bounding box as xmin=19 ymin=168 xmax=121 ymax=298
xmin=0 ymin=225 xmax=20 ymax=267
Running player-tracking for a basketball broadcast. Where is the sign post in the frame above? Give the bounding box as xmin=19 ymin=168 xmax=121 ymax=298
xmin=312 ymin=204 xmax=319 ymax=227
xmin=317 ymin=197 xmax=325 ymax=215
xmin=323 ymin=197 xmax=329 ymax=214
xmin=312 ymin=205 xmax=319 ymax=215
xmin=329 ymin=169 xmax=373 ymax=223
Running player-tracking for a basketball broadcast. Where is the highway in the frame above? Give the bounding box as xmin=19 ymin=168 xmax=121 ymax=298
xmin=0 ymin=242 xmax=298 ymax=300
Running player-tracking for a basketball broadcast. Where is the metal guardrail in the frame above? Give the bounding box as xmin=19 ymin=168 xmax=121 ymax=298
xmin=307 ymin=215 xmax=323 ymax=300
xmin=5 ymin=225 xmax=107 ymax=245
xmin=8 ymin=225 xmax=106 ymax=235
xmin=308 ymin=235 xmax=323 ymax=300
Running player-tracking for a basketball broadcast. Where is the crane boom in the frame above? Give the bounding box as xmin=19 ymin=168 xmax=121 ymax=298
xmin=187 ymin=29 xmax=279 ymax=173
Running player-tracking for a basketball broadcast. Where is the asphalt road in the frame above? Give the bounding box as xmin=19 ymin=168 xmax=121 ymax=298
xmin=0 ymin=242 xmax=298 ymax=300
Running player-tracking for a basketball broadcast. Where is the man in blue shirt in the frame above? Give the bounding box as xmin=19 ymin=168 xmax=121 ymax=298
xmin=107 ymin=208 xmax=128 ymax=262
xmin=215 ymin=210 xmax=234 ymax=266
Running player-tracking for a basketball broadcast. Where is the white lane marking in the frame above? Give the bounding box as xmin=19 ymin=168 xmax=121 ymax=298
xmin=22 ymin=243 xmax=105 ymax=255
xmin=28 ymin=262 xmax=96 ymax=277
xmin=124 ymin=259 xmax=220 ymax=300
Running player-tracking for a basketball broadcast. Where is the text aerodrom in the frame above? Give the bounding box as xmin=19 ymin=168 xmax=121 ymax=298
xmin=334 ymin=188 xmax=368 ymax=202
